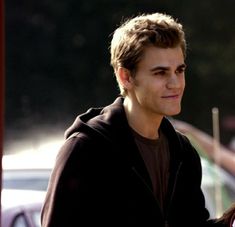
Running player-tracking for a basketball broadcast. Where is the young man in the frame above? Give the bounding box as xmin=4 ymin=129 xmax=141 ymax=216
xmin=41 ymin=12 xmax=227 ymax=226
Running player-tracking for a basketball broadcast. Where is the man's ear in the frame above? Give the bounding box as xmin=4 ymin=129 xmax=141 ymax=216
xmin=116 ymin=67 xmax=133 ymax=90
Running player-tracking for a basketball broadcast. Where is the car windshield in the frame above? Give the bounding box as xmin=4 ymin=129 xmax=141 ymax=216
xmin=2 ymin=149 xmax=58 ymax=191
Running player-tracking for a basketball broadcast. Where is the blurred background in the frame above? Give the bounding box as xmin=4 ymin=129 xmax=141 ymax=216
xmin=5 ymin=0 xmax=235 ymax=152
xmin=2 ymin=0 xmax=235 ymax=225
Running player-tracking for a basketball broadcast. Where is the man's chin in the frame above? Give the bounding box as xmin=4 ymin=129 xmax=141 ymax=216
xmin=167 ymin=108 xmax=181 ymax=117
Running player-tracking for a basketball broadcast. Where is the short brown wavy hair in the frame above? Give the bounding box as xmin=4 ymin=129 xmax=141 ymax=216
xmin=110 ymin=12 xmax=187 ymax=95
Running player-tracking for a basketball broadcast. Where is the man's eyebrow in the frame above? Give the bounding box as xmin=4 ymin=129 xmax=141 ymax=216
xmin=150 ymin=66 xmax=169 ymax=72
xmin=150 ymin=63 xmax=186 ymax=72
xmin=178 ymin=63 xmax=187 ymax=69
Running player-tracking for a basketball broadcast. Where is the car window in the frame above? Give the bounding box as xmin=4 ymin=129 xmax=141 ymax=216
xmin=11 ymin=214 xmax=28 ymax=227
xmin=3 ymin=177 xmax=49 ymax=191
xmin=3 ymin=169 xmax=51 ymax=191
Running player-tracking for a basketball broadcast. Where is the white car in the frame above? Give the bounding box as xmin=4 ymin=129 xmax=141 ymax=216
xmin=2 ymin=143 xmax=60 ymax=191
xmin=1 ymin=189 xmax=46 ymax=227
xmin=1 ymin=145 xmax=61 ymax=227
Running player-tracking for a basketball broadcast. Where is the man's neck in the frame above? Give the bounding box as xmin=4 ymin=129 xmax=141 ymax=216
xmin=123 ymin=97 xmax=163 ymax=140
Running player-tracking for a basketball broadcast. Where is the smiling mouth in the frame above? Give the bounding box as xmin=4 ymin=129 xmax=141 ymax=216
xmin=162 ymin=94 xmax=180 ymax=99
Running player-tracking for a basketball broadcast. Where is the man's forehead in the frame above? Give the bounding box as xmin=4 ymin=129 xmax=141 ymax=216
xmin=142 ymin=46 xmax=184 ymax=62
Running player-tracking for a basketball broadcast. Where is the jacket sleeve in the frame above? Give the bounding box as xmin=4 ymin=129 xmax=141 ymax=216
xmin=41 ymin=134 xmax=95 ymax=227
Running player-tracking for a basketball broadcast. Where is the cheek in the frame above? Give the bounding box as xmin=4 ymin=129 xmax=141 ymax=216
xmin=134 ymin=83 xmax=153 ymax=103
xmin=180 ymin=75 xmax=186 ymax=89
xmin=182 ymin=74 xmax=186 ymax=83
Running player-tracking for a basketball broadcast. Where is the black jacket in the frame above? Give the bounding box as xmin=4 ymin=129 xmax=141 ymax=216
xmin=41 ymin=97 xmax=225 ymax=227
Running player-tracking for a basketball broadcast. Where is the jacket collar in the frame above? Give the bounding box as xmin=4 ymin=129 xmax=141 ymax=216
xmin=110 ymin=97 xmax=185 ymax=189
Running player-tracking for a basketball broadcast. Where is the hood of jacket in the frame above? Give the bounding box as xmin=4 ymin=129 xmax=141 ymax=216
xmin=64 ymin=96 xmax=131 ymax=142
xmin=64 ymin=96 xmax=184 ymax=162
xmin=65 ymin=96 xmax=180 ymax=142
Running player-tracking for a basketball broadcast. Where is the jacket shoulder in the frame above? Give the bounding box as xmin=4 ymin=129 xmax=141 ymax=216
xmin=175 ymin=130 xmax=202 ymax=164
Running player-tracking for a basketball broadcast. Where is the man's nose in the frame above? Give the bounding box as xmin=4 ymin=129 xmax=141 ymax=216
xmin=166 ymin=74 xmax=181 ymax=89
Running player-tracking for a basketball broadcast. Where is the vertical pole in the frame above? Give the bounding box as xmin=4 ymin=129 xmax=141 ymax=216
xmin=212 ymin=107 xmax=223 ymax=218
xmin=0 ymin=0 xmax=5 ymax=223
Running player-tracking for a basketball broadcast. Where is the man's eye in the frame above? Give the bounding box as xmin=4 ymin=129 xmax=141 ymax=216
xmin=154 ymin=71 xmax=166 ymax=76
xmin=176 ymin=68 xmax=185 ymax=74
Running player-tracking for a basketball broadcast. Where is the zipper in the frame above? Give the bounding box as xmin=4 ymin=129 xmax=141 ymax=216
xmin=131 ymin=166 xmax=164 ymax=216
xmin=132 ymin=161 xmax=183 ymax=227
xmin=165 ymin=220 xmax=169 ymax=227
xmin=164 ymin=162 xmax=183 ymax=225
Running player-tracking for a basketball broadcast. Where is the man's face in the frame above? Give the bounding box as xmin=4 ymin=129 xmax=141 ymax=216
xmin=129 ymin=46 xmax=186 ymax=119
